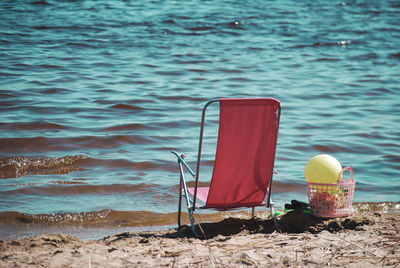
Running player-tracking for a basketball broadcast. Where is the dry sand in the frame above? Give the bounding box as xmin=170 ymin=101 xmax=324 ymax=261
xmin=0 ymin=210 xmax=399 ymax=267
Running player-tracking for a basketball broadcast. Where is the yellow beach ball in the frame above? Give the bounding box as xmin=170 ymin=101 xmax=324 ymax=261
xmin=304 ymin=154 xmax=342 ymax=184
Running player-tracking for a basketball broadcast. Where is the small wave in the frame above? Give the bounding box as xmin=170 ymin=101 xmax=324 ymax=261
xmin=38 ymin=87 xmax=72 ymax=94
xmin=2 ymin=183 xmax=157 ymax=196
xmin=163 ymin=19 xmax=176 ymax=25
xmin=102 ymin=123 xmax=151 ymax=132
xmin=248 ymin=47 xmax=264 ymax=51
xmin=271 ymin=180 xmax=306 ymax=194
xmin=217 ymin=21 xmax=246 ymax=30
xmin=187 ymin=68 xmax=208 ymax=73
xmin=388 ymin=52 xmax=400 ymax=59
xmin=157 ymin=96 xmax=207 ymax=102
xmin=158 ymin=120 xmax=197 ymax=129
xmin=0 ymin=155 xmax=87 ymax=179
xmin=76 ymin=135 xmax=156 ymax=147
xmin=49 ymin=180 xmax=87 ymax=185
xmin=383 ymin=155 xmax=400 ymax=168
xmin=0 ymin=39 xmax=11 ymax=45
xmin=355 ymin=132 xmax=385 ymax=139
xmin=187 ymin=26 xmax=215 ymax=32
xmin=32 ymin=25 xmax=101 ymax=32
xmin=28 ymin=0 xmax=52 ymax=5
xmin=0 ymin=135 xmax=155 ymax=153
xmin=77 ymin=157 xmax=175 ymax=172
xmin=66 ymin=42 xmax=98 ymax=49
xmin=141 ymin=64 xmax=158 ymax=68
xmin=291 ymin=40 xmax=360 ymax=49
xmin=0 ymin=72 xmax=19 ymax=77
xmin=228 ymin=77 xmax=253 ymax=82
xmin=376 ymin=27 xmax=400 ymax=33
xmin=0 ymin=210 xmax=186 ymax=227
xmin=0 ymin=101 xmax=19 ymax=108
xmin=215 ymin=30 xmax=241 ymax=36
xmin=350 ymin=52 xmax=379 ymax=61
xmin=0 ymin=121 xmax=68 ymax=131
xmin=132 ymin=80 xmax=152 ymax=84
xmin=37 ymin=64 xmax=64 ymax=70
xmin=109 ymin=103 xmax=144 ymax=110
xmin=173 ymin=53 xmax=197 ymax=58
xmin=216 ymin=68 xmax=244 ymax=73
xmin=311 ymin=144 xmax=355 ymax=154
xmin=154 ymin=70 xmax=185 ymax=76
xmin=354 ymin=202 xmax=400 ymax=214
xmin=163 ymin=29 xmax=201 ymax=36
xmin=0 ymin=202 xmax=398 ymax=228
xmin=28 ymin=80 xmax=50 ymax=86
xmin=313 ymin=57 xmax=341 ymax=62
xmin=174 ymin=60 xmax=212 ymax=65
xmin=0 ymin=210 xmax=258 ymax=227
xmin=0 ymin=91 xmax=21 ymax=98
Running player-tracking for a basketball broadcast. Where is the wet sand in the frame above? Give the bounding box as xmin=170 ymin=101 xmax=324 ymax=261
xmin=1 ymin=210 xmax=399 ymax=267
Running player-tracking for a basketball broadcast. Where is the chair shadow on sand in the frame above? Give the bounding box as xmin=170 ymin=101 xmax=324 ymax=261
xmin=120 ymin=210 xmax=372 ymax=241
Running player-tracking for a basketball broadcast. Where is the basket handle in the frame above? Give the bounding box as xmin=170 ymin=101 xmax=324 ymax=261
xmin=339 ymin=166 xmax=353 ymax=181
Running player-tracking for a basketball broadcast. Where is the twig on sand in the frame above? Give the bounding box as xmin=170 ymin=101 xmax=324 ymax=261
xmin=171 ymin=256 xmax=176 ymax=268
xmin=242 ymin=252 xmax=259 ymax=267
xmin=381 ymin=255 xmax=387 ymax=268
xmin=208 ymin=247 xmax=216 ymax=268
xmin=327 ymin=245 xmax=340 ymax=266
xmin=236 ymin=257 xmax=256 ymax=266
xmin=192 ymin=214 xmax=207 ymax=239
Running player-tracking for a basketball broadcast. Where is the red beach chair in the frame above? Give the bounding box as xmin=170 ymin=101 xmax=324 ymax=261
xmin=171 ymin=98 xmax=281 ymax=237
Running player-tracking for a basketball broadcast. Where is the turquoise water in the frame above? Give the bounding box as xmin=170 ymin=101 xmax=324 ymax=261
xmin=0 ymin=0 xmax=399 ymax=226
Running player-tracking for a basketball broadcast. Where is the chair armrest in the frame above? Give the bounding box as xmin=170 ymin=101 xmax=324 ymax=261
xmin=171 ymin=151 xmax=196 ymax=177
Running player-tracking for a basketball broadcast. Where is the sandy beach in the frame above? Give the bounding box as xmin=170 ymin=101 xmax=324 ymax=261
xmin=0 ymin=209 xmax=399 ymax=267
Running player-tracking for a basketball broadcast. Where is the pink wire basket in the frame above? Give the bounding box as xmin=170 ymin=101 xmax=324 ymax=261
xmin=306 ymin=167 xmax=355 ymax=218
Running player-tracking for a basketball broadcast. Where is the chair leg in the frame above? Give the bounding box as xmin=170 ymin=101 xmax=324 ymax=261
xmin=270 ymin=205 xmax=278 ymax=227
xmin=265 ymin=200 xmax=279 ymax=229
xmin=177 ymin=195 xmax=182 ymax=228
xmin=187 ymin=208 xmax=199 ymax=238
xmin=174 ymin=156 xmax=200 ymax=237
xmin=269 ymin=202 xmax=279 ymax=228
xmin=177 ymin=182 xmax=183 ymax=227
xmin=179 ymin=186 xmax=199 ymax=237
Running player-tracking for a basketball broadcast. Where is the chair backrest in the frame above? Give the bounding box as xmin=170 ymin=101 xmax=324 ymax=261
xmin=204 ymin=98 xmax=280 ymax=209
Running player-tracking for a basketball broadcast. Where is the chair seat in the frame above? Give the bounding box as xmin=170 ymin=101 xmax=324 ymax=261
xmin=187 ymin=187 xmax=209 ymax=203
xmin=187 ymin=186 xmax=267 ymax=209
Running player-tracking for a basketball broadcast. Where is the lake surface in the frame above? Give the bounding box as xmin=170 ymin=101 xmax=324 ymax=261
xmin=0 ymin=0 xmax=399 ymax=234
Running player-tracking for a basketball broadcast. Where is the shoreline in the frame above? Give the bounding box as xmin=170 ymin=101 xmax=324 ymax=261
xmin=0 ymin=208 xmax=399 ymax=267
xmin=0 ymin=201 xmax=399 ymax=241
xmin=0 ymin=201 xmax=398 ymax=241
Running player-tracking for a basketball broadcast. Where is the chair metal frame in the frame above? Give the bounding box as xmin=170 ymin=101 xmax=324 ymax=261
xmin=171 ymin=98 xmax=281 ymax=237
